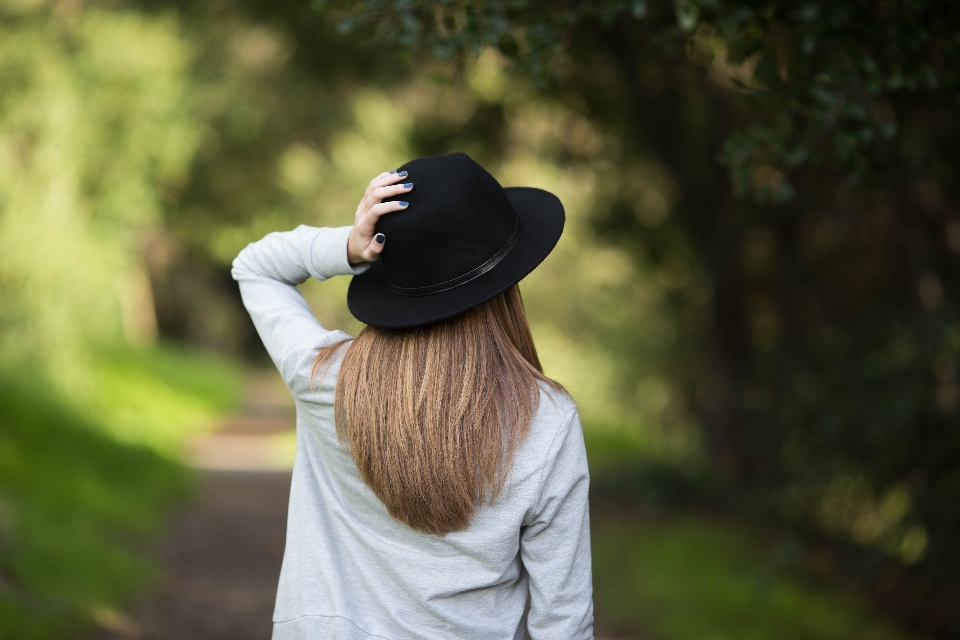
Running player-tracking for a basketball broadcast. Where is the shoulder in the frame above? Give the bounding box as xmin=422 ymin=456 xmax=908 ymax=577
xmin=284 ymin=331 xmax=353 ymax=400
xmin=521 ymin=382 xmax=589 ymax=518
xmin=534 ymin=380 xmax=579 ymax=426
xmin=526 ymin=381 xmax=581 ymax=457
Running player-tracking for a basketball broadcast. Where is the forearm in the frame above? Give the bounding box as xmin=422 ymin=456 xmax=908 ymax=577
xmin=231 ymin=225 xmax=364 ymax=285
xmin=231 ymin=225 xmax=368 ymax=381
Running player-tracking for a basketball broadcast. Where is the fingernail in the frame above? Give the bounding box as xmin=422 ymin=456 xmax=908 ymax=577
xmin=403 ymin=183 xmax=412 ymax=188
xmin=375 ymin=233 xmax=385 ymax=244
xmin=398 ymin=171 xmax=408 ymax=177
xmin=389 ymin=170 xmax=396 ymax=174
xmin=398 ymin=201 xmax=409 ymax=207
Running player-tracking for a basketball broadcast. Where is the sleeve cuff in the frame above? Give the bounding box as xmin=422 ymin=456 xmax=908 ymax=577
xmin=308 ymin=225 xmax=371 ymax=281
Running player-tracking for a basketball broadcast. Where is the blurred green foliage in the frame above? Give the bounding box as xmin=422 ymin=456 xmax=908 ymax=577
xmin=320 ymin=0 xmax=960 ymax=200
xmin=1 ymin=0 xmax=958 ymax=635
xmin=0 ymin=3 xmax=199 ymax=390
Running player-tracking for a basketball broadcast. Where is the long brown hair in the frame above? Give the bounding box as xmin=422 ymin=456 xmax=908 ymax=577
xmin=312 ymin=285 xmax=562 ymax=535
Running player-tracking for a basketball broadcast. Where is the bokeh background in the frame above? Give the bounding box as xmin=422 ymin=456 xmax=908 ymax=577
xmin=1 ymin=0 xmax=958 ymax=638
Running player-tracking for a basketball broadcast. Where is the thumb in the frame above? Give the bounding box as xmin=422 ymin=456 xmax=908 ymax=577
xmin=366 ymin=233 xmax=385 ymax=259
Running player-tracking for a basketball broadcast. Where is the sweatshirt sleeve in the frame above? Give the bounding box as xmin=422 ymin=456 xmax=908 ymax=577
xmin=231 ymin=225 xmax=369 ymax=384
xmin=521 ymin=407 xmax=594 ymax=639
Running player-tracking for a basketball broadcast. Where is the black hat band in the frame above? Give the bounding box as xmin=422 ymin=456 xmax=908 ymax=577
xmin=385 ymin=220 xmax=523 ymax=297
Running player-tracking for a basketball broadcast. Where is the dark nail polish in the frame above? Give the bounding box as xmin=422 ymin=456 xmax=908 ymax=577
xmin=398 ymin=201 xmax=409 ymax=207
xmin=389 ymin=170 xmax=396 ymax=174
xmin=375 ymin=233 xmax=385 ymax=244
xmin=398 ymin=171 xmax=408 ymax=177
xmin=403 ymin=183 xmax=412 ymax=188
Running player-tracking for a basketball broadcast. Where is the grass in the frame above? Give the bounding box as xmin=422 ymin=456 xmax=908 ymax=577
xmin=585 ymin=429 xmax=922 ymax=640
xmin=87 ymin=344 xmax=243 ymax=454
xmin=0 ymin=344 xmax=242 ymax=639
xmin=591 ymin=512 xmax=920 ymax=640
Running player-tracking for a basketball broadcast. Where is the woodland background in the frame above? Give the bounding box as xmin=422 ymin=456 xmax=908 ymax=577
xmin=1 ymin=0 xmax=958 ymax=638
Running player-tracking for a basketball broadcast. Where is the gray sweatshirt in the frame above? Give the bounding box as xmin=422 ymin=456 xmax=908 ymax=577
xmin=232 ymin=225 xmax=594 ymax=640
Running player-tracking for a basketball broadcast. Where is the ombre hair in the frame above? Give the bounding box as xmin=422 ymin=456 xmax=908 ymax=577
xmin=312 ymin=285 xmax=563 ymax=536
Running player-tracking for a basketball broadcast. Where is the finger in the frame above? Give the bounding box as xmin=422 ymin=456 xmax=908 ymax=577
xmin=370 ymin=182 xmax=413 ymax=202
xmin=360 ymin=233 xmax=386 ymax=262
xmin=370 ymin=233 xmax=386 ymax=255
xmin=361 ymin=172 xmax=399 ymax=202
xmin=359 ymin=180 xmax=410 ymax=213
xmin=369 ymin=170 xmax=409 ymax=190
xmin=366 ymin=200 xmax=409 ymax=220
xmin=355 ymin=201 xmax=408 ymax=236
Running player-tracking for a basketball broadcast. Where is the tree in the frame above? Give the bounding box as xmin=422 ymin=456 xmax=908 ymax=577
xmin=316 ymin=0 xmax=960 ymax=629
xmin=0 ymin=3 xmax=199 ymax=387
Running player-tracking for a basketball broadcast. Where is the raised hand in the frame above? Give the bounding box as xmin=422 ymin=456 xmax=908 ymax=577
xmin=347 ymin=170 xmax=412 ymax=265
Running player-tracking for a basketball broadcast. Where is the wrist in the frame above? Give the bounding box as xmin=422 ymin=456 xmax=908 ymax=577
xmin=346 ymin=231 xmax=364 ymax=266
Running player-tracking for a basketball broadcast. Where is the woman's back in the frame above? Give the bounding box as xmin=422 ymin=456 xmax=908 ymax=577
xmin=273 ymin=341 xmax=590 ymax=639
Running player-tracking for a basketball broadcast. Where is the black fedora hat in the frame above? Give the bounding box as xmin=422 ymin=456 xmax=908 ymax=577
xmin=347 ymin=152 xmax=564 ymax=329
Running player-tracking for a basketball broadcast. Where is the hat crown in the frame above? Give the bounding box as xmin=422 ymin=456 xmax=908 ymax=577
xmin=377 ymin=153 xmax=520 ymax=295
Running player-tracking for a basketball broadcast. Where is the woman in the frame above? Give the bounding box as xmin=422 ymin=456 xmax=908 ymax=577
xmin=232 ymin=152 xmax=593 ymax=639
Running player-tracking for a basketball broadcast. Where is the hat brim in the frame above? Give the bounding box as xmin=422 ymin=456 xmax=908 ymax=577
xmin=347 ymin=187 xmax=564 ymax=329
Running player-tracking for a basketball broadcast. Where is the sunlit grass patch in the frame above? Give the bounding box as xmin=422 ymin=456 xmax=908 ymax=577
xmin=591 ymin=510 xmax=921 ymax=640
xmin=85 ymin=342 xmax=243 ymax=454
